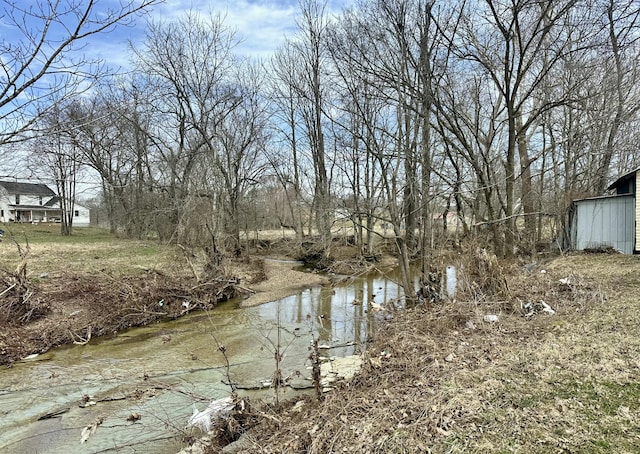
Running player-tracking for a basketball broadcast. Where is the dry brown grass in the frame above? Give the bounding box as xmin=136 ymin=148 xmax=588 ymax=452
xmin=227 ymin=253 xmax=640 ymax=453
xmin=0 ymin=239 xmax=182 ymax=277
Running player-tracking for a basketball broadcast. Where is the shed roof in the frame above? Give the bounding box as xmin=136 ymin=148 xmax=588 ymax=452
xmin=0 ymin=181 xmax=56 ymax=196
xmin=574 ymin=193 xmax=634 ymax=203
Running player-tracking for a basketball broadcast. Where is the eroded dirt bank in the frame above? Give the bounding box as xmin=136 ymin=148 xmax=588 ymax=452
xmin=0 ymin=257 xmax=332 ymax=366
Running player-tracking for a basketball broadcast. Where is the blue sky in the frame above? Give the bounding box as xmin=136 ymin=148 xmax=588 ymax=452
xmin=89 ymin=0 xmax=351 ymax=69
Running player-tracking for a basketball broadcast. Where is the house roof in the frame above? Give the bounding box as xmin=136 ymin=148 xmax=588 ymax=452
xmin=0 ymin=181 xmax=56 ymax=196
xmin=44 ymin=196 xmax=60 ymax=207
xmin=607 ymin=167 xmax=640 ymax=191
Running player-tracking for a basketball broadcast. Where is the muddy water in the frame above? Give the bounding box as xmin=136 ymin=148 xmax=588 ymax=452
xmin=0 ymin=266 xmax=405 ymax=453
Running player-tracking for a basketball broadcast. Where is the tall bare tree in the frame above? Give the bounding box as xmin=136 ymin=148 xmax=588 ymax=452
xmin=132 ymin=11 xmax=241 ymax=247
xmin=291 ymin=0 xmax=333 ymax=252
xmin=447 ymin=0 xmax=588 ymax=255
xmin=592 ymin=0 xmax=640 ymax=192
xmin=325 ymin=0 xmax=447 ymax=297
xmin=31 ymin=102 xmax=83 ymax=235
xmin=268 ymin=41 xmax=309 ymax=240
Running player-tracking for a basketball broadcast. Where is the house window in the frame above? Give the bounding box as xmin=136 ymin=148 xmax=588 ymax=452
xmin=74 ymin=210 xmax=79 ymax=217
xmin=38 ymin=196 xmax=42 ymax=205
xmin=1 ymin=210 xmax=3 ymax=218
xmin=15 ymin=195 xmax=19 ymax=204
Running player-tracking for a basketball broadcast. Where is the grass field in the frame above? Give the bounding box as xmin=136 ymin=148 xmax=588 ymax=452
xmin=0 ymin=223 xmax=182 ymax=276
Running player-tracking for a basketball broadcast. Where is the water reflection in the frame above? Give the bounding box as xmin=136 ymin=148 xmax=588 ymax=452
xmin=255 ymin=273 xmax=405 ymax=356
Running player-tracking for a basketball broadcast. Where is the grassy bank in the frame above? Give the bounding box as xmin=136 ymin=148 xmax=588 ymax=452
xmin=0 ymin=224 xmax=180 ymax=276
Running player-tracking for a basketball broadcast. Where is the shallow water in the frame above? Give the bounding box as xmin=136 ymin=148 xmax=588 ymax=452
xmin=0 ymin=266 xmax=404 ymax=453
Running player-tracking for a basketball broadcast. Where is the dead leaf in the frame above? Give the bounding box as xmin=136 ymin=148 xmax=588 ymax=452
xmin=80 ymin=417 xmax=103 ymax=444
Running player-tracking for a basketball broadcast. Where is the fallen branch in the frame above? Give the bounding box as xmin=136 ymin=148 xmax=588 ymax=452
xmin=0 ymin=282 xmax=17 ymax=299
xmin=70 ymin=326 xmax=92 ymax=345
xmin=38 ymin=407 xmax=70 ymax=420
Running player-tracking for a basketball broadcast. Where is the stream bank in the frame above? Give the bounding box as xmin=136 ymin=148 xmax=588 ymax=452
xmin=0 ymin=257 xmax=340 ymax=366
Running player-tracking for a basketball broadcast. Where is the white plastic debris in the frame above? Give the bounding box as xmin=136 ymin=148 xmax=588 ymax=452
xmin=540 ymin=300 xmax=556 ymax=315
xmin=483 ymin=314 xmax=499 ymax=323
xmin=522 ymin=300 xmax=556 ymax=317
xmin=187 ymin=396 xmax=234 ymax=433
xmin=446 ymin=265 xmax=457 ymax=299
xmin=559 ymin=277 xmax=571 ymax=285
xmin=524 ymin=302 xmax=540 ymax=317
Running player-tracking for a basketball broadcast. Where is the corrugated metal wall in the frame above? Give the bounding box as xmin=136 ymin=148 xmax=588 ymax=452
xmin=635 ymin=172 xmax=640 ymax=252
xmin=574 ymin=195 xmax=635 ymax=254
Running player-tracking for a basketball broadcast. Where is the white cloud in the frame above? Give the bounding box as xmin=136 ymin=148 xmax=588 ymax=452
xmin=63 ymin=0 xmax=354 ymax=70
xmin=152 ymin=0 xmax=299 ymax=58
xmin=217 ymin=0 xmax=299 ymax=58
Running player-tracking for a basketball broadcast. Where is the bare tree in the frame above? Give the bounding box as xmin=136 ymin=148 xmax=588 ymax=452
xmin=132 ymin=11 xmax=240 ymax=246
xmin=290 ymin=0 xmax=333 ymax=252
xmin=0 ymin=0 xmax=159 ymax=146
xmin=592 ymin=0 xmax=640 ymax=192
xmin=325 ymin=0 xmax=447 ymax=297
xmin=268 ymin=41 xmax=310 ymax=240
xmin=445 ymin=0 xmax=590 ymax=255
xmin=30 ymin=102 xmax=83 ymax=235
xmin=131 ymin=11 xmax=271 ymax=252
xmin=203 ymin=60 xmax=271 ymax=254
xmin=49 ymin=77 xmax=158 ymax=239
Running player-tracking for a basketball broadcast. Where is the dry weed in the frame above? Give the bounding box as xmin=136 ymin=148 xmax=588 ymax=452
xmin=239 ymin=253 xmax=640 ymax=453
xmin=0 ymin=268 xmax=240 ymax=364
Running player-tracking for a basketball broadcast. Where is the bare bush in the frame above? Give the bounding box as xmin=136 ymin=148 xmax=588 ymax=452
xmin=0 ymin=242 xmax=49 ymax=325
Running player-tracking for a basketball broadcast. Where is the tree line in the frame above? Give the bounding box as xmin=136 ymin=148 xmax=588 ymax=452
xmin=3 ymin=0 xmax=640 ymax=287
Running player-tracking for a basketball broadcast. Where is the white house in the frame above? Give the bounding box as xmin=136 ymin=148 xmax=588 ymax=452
xmin=0 ymin=181 xmax=90 ymax=227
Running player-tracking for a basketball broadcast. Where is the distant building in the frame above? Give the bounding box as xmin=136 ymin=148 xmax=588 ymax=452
xmin=572 ymin=168 xmax=639 ymax=254
xmin=0 ymin=181 xmax=90 ymax=227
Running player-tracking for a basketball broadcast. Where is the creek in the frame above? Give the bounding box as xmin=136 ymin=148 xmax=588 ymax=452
xmin=0 ymin=264 xmax=405 ymax=453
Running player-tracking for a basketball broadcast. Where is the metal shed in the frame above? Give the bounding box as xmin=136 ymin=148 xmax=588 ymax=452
xmin=573 ymin=194 xmax=635 ymax=254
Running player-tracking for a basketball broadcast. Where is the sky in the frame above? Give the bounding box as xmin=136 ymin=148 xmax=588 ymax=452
xmin=90 ymin=0 xmax=349 ymax=69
